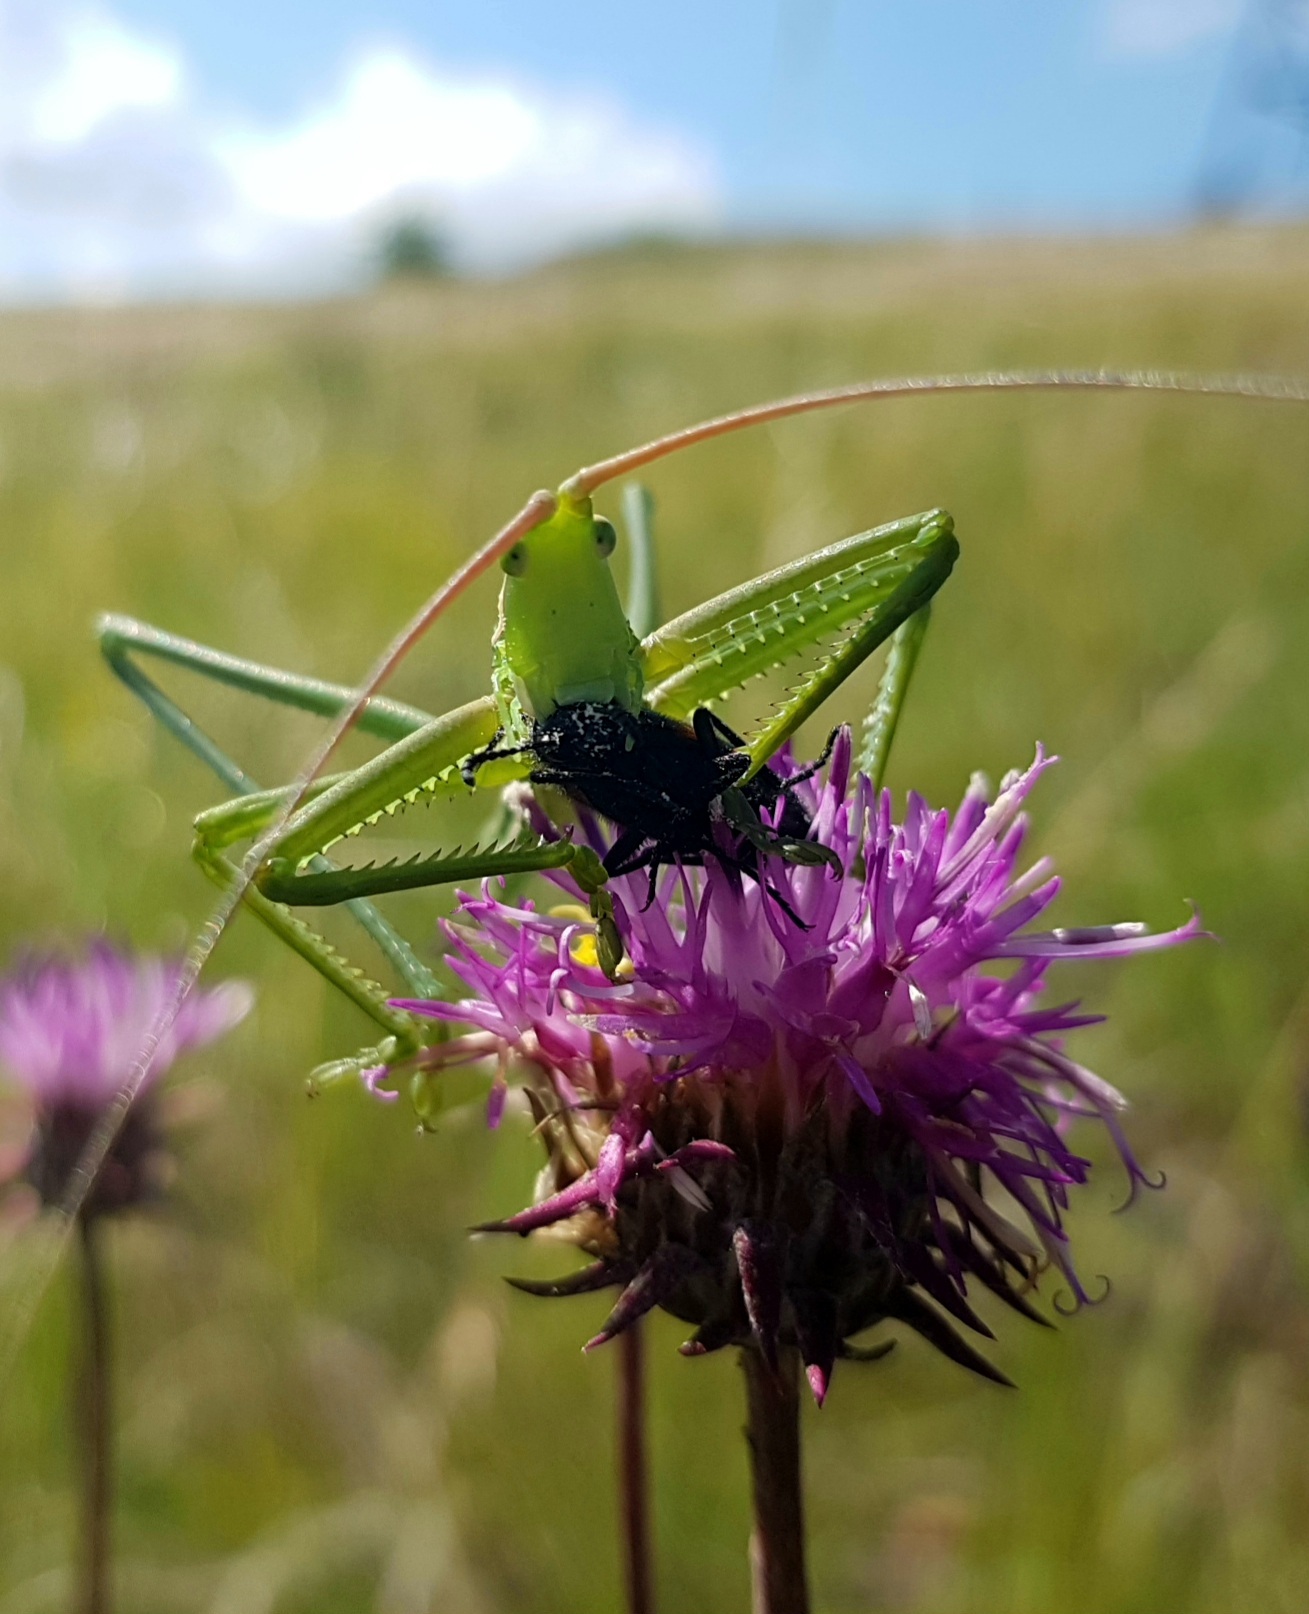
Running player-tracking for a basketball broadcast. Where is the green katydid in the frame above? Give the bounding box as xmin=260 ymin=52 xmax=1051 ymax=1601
xmin=100 ymin=486 xmax=957 ymax=1096
xmin=94 ymin=368 xmax=1309 ymax=1120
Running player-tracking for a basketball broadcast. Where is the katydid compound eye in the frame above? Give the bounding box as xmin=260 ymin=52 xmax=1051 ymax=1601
xmin=501 ymin=542 xmax=529 ymax=576
xmin=593 ymin=518 xmax=617 ymax=558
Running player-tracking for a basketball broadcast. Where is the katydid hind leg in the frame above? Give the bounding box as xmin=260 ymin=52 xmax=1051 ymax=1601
xmin=102 ymin=631 xmax=260 ymax=797
xmin=98 ymin=613 xmax=436 ymax=743
xmin=641 ymin=509 xmax=958 ymax=730
xmin=859 ymin=604 xmax=933 ymax=792
xmin=104 ymin=620 xmax=444 ymax=999
xmin=742 ymin=522 xmax=959 ymax=778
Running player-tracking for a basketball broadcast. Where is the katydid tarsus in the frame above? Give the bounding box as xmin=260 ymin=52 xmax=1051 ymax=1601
xmin=65 ymin=367 xmax=1309 ymax=1239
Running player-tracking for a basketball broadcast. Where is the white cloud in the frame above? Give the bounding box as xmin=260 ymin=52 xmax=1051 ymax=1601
xmin=1100 ymin=0 xmax=1244 ymax=59
xmin=219 ymin=53 xmax=545 ymax=219
xmin=0 ymin=1 xmax=721 ymax=300
xmin=212 ymin=47 xmax=716 ymax=267
xmin=28 ymin=9 xmax=182 ymax=143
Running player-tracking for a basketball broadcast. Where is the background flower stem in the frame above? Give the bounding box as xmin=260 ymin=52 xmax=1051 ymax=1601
xmin=75 ymin=1214 xmax=112 ymax=1614
xmin=742 ymin=1346 xmax=809 ymax=1614
xmin=618 ymin=1318 xmax=655 ymax=1614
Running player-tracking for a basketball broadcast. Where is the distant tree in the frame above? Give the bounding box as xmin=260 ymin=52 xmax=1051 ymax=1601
xmin=376 ymin=216 xmax=451 ymax=281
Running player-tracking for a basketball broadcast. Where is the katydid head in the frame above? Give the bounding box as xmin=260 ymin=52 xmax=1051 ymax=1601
xmin=494 ymin=491 xmax=643 ymax=723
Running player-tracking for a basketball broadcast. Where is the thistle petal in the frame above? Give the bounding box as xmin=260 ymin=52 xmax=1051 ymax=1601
xmin=404 ymin=731 xmax=1198 ymax=1386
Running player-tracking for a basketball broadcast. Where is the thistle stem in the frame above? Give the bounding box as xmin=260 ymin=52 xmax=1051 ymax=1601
xmin=617 ymin=1319 xmax=655 ymax=1614
xmin=75 ymin=1214 xmax=112 ymax=1614
xmin=742 ymin=1346 xmax=809 ymax=1614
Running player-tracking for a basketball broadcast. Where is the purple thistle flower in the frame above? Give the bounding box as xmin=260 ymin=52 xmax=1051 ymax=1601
xmin=0 ymin=940 xmax=253 ymax=1217
xmin=393 ymin=732 xmax=1202 ymax=1401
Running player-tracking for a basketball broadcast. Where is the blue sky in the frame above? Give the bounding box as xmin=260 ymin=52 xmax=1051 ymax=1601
xmin=107 ymin=0 xmax=1242 ymax=224
xmin=0 ymin=0 xmax=1303 ymax=299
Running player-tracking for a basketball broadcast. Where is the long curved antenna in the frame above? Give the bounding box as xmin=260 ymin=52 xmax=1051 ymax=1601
xmin=0 ymin=489 xmax=556 ymax=1385
xmin=561 ymin=369 xmax=1309 ymax=497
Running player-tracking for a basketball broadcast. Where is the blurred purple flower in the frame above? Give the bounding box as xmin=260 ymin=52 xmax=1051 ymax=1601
xmin=394 ymin=733 xmax=1202 ymax=1400
xmin=0 ymin=941 xmax=252 ymax=1217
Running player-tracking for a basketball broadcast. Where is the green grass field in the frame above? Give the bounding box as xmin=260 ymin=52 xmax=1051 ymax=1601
xmin=2 ymin=224 xmax=1309 ymax=1612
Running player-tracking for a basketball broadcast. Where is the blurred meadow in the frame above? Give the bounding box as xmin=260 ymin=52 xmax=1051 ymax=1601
xmin=2 ymin=224 xmax=1309 ymax=1611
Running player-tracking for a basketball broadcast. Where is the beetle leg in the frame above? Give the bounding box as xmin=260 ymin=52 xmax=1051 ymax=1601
xmin=603 ymin=825 xmax=655 ymax=879
xmin=784 ymin=726 xmax=840 ymax=788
